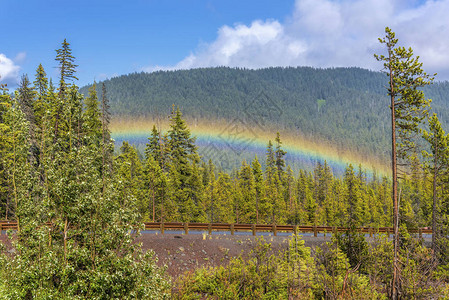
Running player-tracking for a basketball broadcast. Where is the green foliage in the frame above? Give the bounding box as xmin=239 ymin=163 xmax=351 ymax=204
xmin=0 ymin=41 xmax=170 ymax=299
xmin=55 ymin=38 xmax=78 ymax=94
xmin=174 ymin=235 xmax=391 ymax=299
xmin=336 ymin=224 xmax=370 ymax=273
xmin=83 ymin=82 xmax=103 ymax=145
xmin=81 ymin=67 xmax=449 ymax=168
xmin=174 ymin=237 xmax=316 ymax=299
xmin=315 ymin=237 xmax=383 ymax=299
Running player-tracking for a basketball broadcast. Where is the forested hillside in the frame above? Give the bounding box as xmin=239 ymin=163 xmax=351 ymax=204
xmin=81 ymin=67 xmax=449 ymax=162
xmin=3 ymin=33 xmax=449 ymax=298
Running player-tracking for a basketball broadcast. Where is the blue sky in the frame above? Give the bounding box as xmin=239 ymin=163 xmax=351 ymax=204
xmin=1 ymin=0 xmax=449 ymax=88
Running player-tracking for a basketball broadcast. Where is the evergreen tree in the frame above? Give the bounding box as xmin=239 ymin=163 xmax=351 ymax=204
xmin=166 ymin=107 xmax=201 ymax=221
xmin=55 ymin=39 xmax=78 ymax=95
xmin=375 ymin=27 xmax=435 ymax=298
xmin=266 ymin=140 xmax=275 ymax=180
xmin=274 ymin=132 xmax=286 ymax=179
xmin=252 ymin=156 xmax=264 ymax=223
xmin=0 ymin=87 xmax=15 ymax=219
xmin=143 ymin=154 xmax=168 ymax=222
xmin=53 ymin=39 xmax=78 ymax=142
xmin=116 ymin=141 xmax=144 ymax=207
xmin=344 ymin=164 xmax=362 ymax=225
xmin=422 ymin=114 xmax=449 ymax=260
xmin=83 ymin=82 xmax=102 ymax=145
xmin=237 ymin=161 xmax=257 ymax=223
xmin=214 ymin=172 xmax=235 ymax=223
xmin=203 ymin=159 xmax=217 ymax=223
xmin=145 ymin=125 xmax=164 ymax=167
xmin=101 ymin=82 xmax=111 ymax=144
xmin=33 ymin=64 xmax=48 ymax=130
xmin=17 ymin=75 xmax=38 ymax=165
xmin=99 ymin=83 xmax=113 ymax=195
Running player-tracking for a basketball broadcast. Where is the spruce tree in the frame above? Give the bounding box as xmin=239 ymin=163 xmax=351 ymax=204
xmin=53 ymin=39 xmax=78 ymax=142
xmin=55 ymin=39 xmax=78 ymax=95
xmin=100 ymin=82 xmax=113 ymax=194
xmin=274 ymin=132 xmax=286 ymax=178
xmin=237 ymin=161 xmax=256 ymax=223
xmin=33 ymin=64 xmax=48 ymax=130
xmin=17 ymin=75 xmax=37 ymax=148
xmin=145 ymin=125 xmax=164 ymax=167
xmin=143 ymin=154 xmax=167 ymax=222
xmin=166 ymin=107 xmax=200 ymax=221
xmin=203 ymin=159 xmax=216 ymax=223
xmin=422 ymin=114 xmax=449 ymax=260
xmin=83 ymin=82 xmax=102 ymax=145
xmin=252 ymin=156 xmax=264 ymax=224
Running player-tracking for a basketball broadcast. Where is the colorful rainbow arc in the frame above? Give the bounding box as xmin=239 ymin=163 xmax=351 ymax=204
xmin=111 ymin=118 xmax=390 ymax=177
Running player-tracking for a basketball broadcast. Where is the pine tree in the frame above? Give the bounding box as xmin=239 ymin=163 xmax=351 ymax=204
xmin=83 ymin=82 xmax=102 ymax=145
xmin=145 ymin=125 xmax=164 ymax=167
xmin=0 ymin=46 xmax=170 ymax=298
xmin=344 ymin=164 xmax=362 ymax=225
xmin=422 ymin=114 xmax=449 ymax=260
xmin=55 ymin=39 xmax=78 ymax=95
xmin=266 ymin=140 xmax=275 ymax=180
xmin=0 ymin=86 xmax=14 ymax=219
xmin=375 ymin=27 xmax=435 ymax=298
xmin=252 ymin=156 xmax=264 ymax=224
xmin=237 ymin=161 xmax=256 ymax=223
xmin=33 ymin=64 xmax=48 ymax=130
xmin=203 ymin=159 xmax=217 ymax=223
xmin=214 ymin=172 xmax=235 ymax=223
xmin=101 ymin=82 xmax=111 ymax=144
xmin=116 ymin=141 xmax=144 ymax=207
xmin=17 ymin=75 xmax=37 ymax=151
xmin=166 ymin=107 xmax=200 ymax=221
xmin=274 ymin=132 xmax=286 ymax=179
xmin=98 ymin=82 xmax=113 ymax=195
xmin=53 ymin=39 xmax=78 ymax=142
xmin=143 ymin=154 xmax=168 ymax=222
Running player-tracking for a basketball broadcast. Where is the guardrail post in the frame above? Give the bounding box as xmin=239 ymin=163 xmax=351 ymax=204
xmin=184 ymin=222 xmax=189 ymax=235
xmin=252 ymin=224 xmax=256 ymax=236
xmin=332 ymin=226 xmax=337 ymax=235
xmin=293 ymin=225 xmax=297 ymax=236
xmin=230 ymin=224 xmax=235 ymax=235
xmin=313 ymin=226 xmax=317 ymax=237
xmin=419 ymin=228 xmax=423 ymax=239
xmin=160 ymin=223 xmax=165 ymax=234
xmin=386 ymin=228 xmax=390 ymax=238
xmin=272 ymin=225 xmax=277 ymax=236
xmin=208 ymin=223 xmax=212 ymax=235
xmin=369 ymin=227 xmax=373 ymax=238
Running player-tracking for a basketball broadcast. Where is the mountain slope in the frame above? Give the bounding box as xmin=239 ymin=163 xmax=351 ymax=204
xmin=80 ymin=67 xmax=449 ymax=165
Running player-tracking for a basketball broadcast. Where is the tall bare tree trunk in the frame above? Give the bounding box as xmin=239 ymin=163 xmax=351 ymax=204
xmin=389 ymin=47 xmax=399 ymax=300
xmin=432 ymin=135 xmax=438 ymax=256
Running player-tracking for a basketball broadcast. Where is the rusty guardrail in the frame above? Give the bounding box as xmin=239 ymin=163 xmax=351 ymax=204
xmin=0 ymin=220 xmax=433 ymax=238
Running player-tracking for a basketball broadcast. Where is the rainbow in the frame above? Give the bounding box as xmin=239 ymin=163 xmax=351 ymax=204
xmin=111 ymin=117 xmax=390 ymax=177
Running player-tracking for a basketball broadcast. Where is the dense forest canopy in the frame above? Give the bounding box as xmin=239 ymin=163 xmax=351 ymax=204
xmin=80 ymin=67 xmax=449 ymax=165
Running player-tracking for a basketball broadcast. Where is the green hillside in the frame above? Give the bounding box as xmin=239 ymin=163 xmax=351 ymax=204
xmin=80 ymin=67 xmax=449 ymax=161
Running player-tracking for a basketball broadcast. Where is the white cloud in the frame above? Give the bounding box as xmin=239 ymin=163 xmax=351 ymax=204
xmin=14 ymin=52 xmax=27 ymax=64
xmin=145 ymin=0 xmax=449 ymax=80
xmin=0 ymin=53 xmax=21 ymax=86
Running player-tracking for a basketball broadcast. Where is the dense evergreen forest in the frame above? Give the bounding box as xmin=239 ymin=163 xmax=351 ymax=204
xmin=2 ymin=33 xmax=449 ymax=298
xmin=81 ymin=66 xmax=449 ymax=162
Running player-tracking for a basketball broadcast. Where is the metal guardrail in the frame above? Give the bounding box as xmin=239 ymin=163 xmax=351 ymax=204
xmin=142 ymin=222 xmax=432 ymax=238
xmin=0 ymin=220 xmax=432 ymax=238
